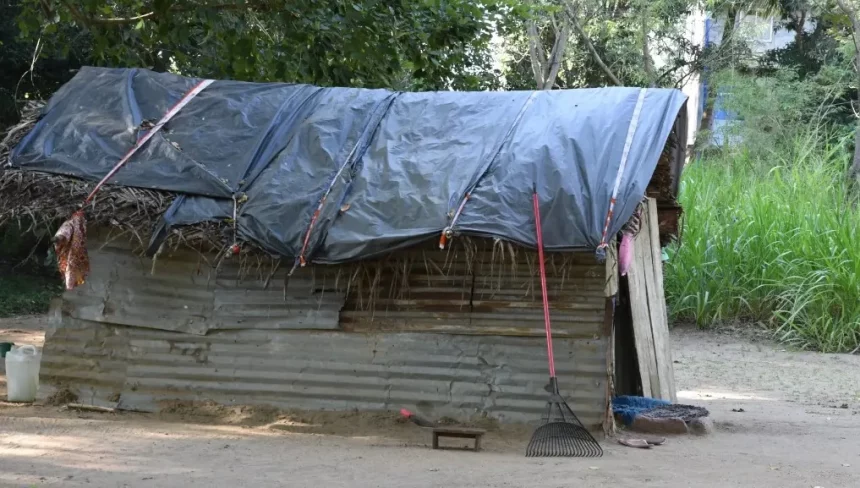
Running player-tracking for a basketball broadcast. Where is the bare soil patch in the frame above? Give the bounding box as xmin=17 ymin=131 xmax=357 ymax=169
xmin=1 ymin=318 xmax=859 ymax=487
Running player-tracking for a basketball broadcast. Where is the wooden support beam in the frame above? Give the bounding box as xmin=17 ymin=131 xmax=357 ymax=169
xmin=626 ymin=198 xmax=677 ymax=401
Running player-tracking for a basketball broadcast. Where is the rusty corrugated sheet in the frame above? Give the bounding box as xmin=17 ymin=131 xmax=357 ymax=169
xmin=63 ymin=240 xmax=344 ymax=335
xmin=42 ymin=236 xmax=609 ymax=425
xmin=67 ymin=237 xmax=604 ymax=338
xmin=342 ymin=239 xmax=606 ymax=339
xmin=40 ymin=317 xmax=130 ymax=406
xmin=41 ymin=317 xmax=607 ymax=426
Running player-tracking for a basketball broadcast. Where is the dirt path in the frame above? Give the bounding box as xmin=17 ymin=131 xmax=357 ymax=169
xmin=0 ymin=315 xmax=45 ymax=349
xmin=1 ymin=319 xmax=859 ymax=487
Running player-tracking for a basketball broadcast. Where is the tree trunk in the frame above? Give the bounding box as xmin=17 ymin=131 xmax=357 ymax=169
xmin=527 ymin=20 xmax=548 ymax=89
xmin=723 ymin=8 xmax=739 ymax=42
xmin=544 ymin=23 xmax=570 ymax=89
xmin=698 ymin=8 xmax=739 ymax=146
xmin=847 ymin=59 xmax=860 ymax=181
xmin=836 ymin=0 xmax=860 ymax=182
xmin=641 ymin=13 xmax=656 ymax=87
xmin=795 ymin=11 xmax=806 ymax=50
xmin=564 ymin=2 xmax=622 ymax=86
xmin=849 ymin=120 xmax=860 ymax=181
xmin=527 ymin=18 xmax=569 ymax=90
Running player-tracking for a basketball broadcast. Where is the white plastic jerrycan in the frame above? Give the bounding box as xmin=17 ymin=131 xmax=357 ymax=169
xmin=5 ymin=344 xmax=41 ymax=402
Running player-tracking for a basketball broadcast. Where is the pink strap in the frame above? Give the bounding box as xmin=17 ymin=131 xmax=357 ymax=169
xmin=597 ymin=88 xmax=646 ymax=251
xmin=84 ymin=79 xmax=215 ymax=205
xmin=533 ymin=192 xmax=556 ymax=378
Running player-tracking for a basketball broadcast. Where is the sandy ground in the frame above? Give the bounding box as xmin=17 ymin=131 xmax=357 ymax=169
xmin=1 ymin=318 xmax=860 ymax=488
xmin=0 ymin=315 xmax=45 ymax=348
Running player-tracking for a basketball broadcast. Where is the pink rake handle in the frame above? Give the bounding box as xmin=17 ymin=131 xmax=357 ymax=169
xmin=532 ymin=192 xmax=556 ymax=378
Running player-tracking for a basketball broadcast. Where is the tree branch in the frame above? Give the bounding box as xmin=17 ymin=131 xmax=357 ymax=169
xmin=543 ymin=18 xmax=569 ymax=90
xmin=60 ymin=0 xmax=156 ymax=25
xmin=641 ymin=13 xmax=656 ymax=87
xmin=563 ymin=1 xmax=622 ymax=86
xmin=58 ymin=1 xmax=272 ymax=27
xmin=527 ymin=19 xmax=548 ymax=89
xmin=836 ymin=0 xmax=860 ymax=58
xmin=655 ymin=61 xmax=688 ymax=86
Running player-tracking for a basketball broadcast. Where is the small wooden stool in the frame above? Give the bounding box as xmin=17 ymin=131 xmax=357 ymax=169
xmin=431 ymin=427 xmax=486 ymax=452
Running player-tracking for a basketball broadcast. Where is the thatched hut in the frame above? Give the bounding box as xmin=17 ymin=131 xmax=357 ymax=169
xmin=1 ymin=67 xmax=687 ymax=432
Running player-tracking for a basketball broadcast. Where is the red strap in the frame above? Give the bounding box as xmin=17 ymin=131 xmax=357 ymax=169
xmin=297 ymin=200 xmax=325 ymax=267
xmin=533 ymin=192 xmax=555 ymax=378
xmin=83 ymin=79 xmax=215 ymax=205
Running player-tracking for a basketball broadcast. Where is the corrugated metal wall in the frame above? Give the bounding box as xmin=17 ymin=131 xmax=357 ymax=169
xmin=63 ymin=241 xmax=345 ymax=335
xmin=42 ymin=236 xmax=609 ymax=427
xmin=342 ymin=239 xmax=606 ymax=339
xmin=41 ymin=319 xmax=606 ymax=425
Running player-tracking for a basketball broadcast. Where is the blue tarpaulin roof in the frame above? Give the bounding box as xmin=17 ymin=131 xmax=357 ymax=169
xmin=11 ymin=67 xmax=686 ymax=263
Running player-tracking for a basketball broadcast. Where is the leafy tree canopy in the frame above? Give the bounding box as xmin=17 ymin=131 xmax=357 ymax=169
xmin=500 ymin=0 xmax=702 ymax=90
xmin=14 ymin=0 xmax=522 ymax=91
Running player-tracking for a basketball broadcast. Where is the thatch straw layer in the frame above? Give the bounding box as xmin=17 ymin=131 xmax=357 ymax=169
xmin=0 ymin=168 xmax=172 ymax=235
xmin=1 ymin=102 xmax=238 ymax=255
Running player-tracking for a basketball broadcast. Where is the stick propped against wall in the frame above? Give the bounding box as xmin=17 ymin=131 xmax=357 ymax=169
xmin=626 ymin=197 xmax=677 ymax=402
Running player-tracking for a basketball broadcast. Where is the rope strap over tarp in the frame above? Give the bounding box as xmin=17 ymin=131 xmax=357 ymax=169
xmin=53 ymin=79 xmax=215 ymax=290
xmin=439 ymin=91 xmax=539 ymax=250
xmin=596 ymin=88 xmax=647 ymax=262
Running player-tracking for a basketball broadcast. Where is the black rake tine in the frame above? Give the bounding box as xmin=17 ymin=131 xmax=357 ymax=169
xmin=526 ymin=409 xmax=603 ymax=457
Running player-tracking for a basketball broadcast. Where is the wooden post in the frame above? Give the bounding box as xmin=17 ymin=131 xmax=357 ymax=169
xmin=603 ymin=238 xmax=618 ymax=436
xmin=646 ymin=199 xmax=676 ymax=402
xmin=604 ymin=237 xmax=618 ymax=298
xmin=626 ymin=198 xmax=676 ymax=401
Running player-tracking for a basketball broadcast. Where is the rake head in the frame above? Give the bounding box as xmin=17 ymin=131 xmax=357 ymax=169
xmin=526 ymin=380 xmax=603 ymax=458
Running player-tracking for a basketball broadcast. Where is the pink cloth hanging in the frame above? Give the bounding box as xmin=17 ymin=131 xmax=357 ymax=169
xmin=618 ymin=199 xmax=646 ymax=277
xmin=619 ymin=232 xmax=634 ymax=276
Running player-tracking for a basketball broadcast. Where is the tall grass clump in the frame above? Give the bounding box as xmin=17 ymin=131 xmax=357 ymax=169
xmin=665 ymin=70 xmax=860 ymax=353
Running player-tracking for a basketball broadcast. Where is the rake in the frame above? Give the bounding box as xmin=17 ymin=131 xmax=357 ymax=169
xmin=525 ymin=190 xmax=603 ymax=458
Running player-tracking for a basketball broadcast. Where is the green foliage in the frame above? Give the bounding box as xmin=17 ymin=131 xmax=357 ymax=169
xmin=758 ymin=12 xmax=855 ymax=128
xmin=500 ymin=0 xmax=700 ymax=89
xmin=666 ymin=67 xmax=860 ymax=352
xmin=0 ymin=225 xmax=61 ymax=317
xmin=710 ymin=69 xmax=853 ymax=157
xmin=666 ymin=135 xmax=860 ymax=352
xmin=15 ymin=0 xmax=514 ymax=91
xmin=0 ymin=1 xmax=87 ymax=128
xmin=0 ymin=262 xmax=62 ymax=317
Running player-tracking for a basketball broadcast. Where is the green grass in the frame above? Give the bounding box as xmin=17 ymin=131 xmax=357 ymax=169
xmin=0 ymin=262 xmax=63 ymax=317
xmin=665 ymin=134 xmax=860 ymax=353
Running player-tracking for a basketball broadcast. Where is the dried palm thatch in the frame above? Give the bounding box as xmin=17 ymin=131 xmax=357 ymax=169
xmin=645 ymin=128 xmax=683 ymax=246
xmin=645 ymin=128 xmax=679 ymax=204
xmin=0 ymin=102 xmax=240 ymax=256
xmin=330 ymin=236 xmax=599 ymax=314
xmin=0 ymin=166 xmax=245 ymax=259
xmin=1 ymin=102 xmax=170 ymax=234
xmin=0 ymin=175 xmax=597 ymax=316
xmin=0 ymin=168 xmax=173 ymax=238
